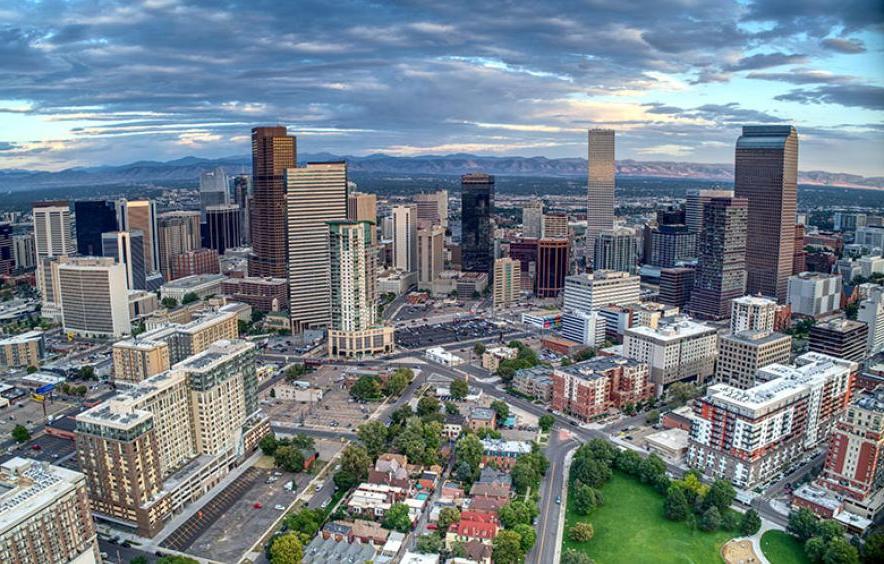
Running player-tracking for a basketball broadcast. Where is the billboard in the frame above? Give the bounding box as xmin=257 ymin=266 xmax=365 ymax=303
xmin=35 ymin=383 xmax=55 ymax=395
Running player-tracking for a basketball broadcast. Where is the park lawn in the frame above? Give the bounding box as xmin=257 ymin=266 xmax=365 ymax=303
xmin=760 ymin=530 xmax=810 ymax=564
xmin=563 ymin=472 xmax=735 ymax=564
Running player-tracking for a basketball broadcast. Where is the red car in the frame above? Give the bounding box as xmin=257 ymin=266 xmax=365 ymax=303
xmin=253 ymin=502 xmax=263 ymax=509
xmin=30 ymin=444 xmax=41 ymax=451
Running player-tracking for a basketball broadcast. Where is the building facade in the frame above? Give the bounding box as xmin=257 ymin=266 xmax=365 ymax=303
xmin=593 ymin=228 xmax=637 ymax=274
xmin=461 ymin=173 xmax=495 ymax=277
xmin=787 ymin=272 xmax=842 ymax=318
xmin=492 ymin=258 xmax=521 ymax=310
xmin=249 ymin=126 xmax=296 ymax=278
xmin=587 ymin=129 xmax=615 ymax=263
xmin=809 ymin=318 xmax=869 ymax=363
xmin=715 ymin=330 xmax=792 ymax=389
xmin=74 ymin=199 xmax=120 ymax=257
xmin=157 ymin=211 xmax=201 ymax=280
xmin=57 ymin=257 xmax=131 ymax=338
xmin=563 ymin=271 xmax=641 ymax=313
xmin=552 ymin=356 xmax=652 ymax=421
xmin=392 ymin=205 xmax=418 ymax=273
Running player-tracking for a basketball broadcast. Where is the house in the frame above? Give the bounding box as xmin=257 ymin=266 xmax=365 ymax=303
xmin=348 ymin=483 xmax=407 ymax=519
xmin=368 ymin=453 xmax=410 ymax=489
xmin=350 ymin=519 xmax=390 ymax=545
xmin=380 ymin=531 xmax=406 ymax=560
xmin=463 ymin=540 xmax=493 ymax=564
xmin=401 ymin=552 xmax=440 ymax=564
xmin=440 ymin=481 xmax=465 ymax=501
xmin=445 ymin=512 xmax=500 ymax=548
xmin=321 ymin=520 xmax=353 ymax=542
xmin=477 ymin=467 xmax=512 ymax=487
xmin=443 ymin=413 xmax=466 ymax=440
xmin=469 ymin=482 xmax=510 ymax=501
xmin=479 ymin=439 xmax=532 ymax=470
xmin=468 ymin=407 xmax=497 ymax=431
xmin=302 ymin=535 xmax=377 ymax=564
xmin=465 ymin=496 xmax=506 ymax=515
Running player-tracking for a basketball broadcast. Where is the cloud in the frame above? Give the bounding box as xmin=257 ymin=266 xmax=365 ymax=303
xmin=747 ymin=69 xmax=856 ymax=84
xmin=0 ymin=142 xmax=18 ymax=151
xmin=724 ymin=52 xmax=808 ymax=71
xmin=635 ymin=144 xmax=694 ymax=157
xmin=776 ymin=84 xmax=884 ymax=111
xmin=820 ymin=37 xmax=866 ymax=53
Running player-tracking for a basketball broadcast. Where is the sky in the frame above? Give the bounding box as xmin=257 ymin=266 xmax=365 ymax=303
xmin=0 ymin=0 xmax=882 ymax=176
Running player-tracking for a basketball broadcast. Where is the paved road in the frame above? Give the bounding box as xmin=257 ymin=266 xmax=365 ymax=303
xmin=98 ymin=539 xmax=158 ymax=564
xmin=530 ymin=429 xmax=577 ymax=564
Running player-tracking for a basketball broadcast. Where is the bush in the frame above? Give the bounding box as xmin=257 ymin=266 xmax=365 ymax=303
xmin=569 ymin=522 xmax=594 ymax=542
xmin=700 ymin=506 xmax=721 ymax=532
xmin=739 ymin=509 xmax=762 ymax=536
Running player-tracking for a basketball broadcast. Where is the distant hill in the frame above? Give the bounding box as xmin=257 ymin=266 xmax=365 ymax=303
xmin=0 ymin=153 xmax=880 ymax=191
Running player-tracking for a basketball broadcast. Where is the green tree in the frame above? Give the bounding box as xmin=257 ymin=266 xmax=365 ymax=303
xmin=283 ymin=508 xmax=324 ymax=544
xmin=572 ymin=483 xmax=599 ymax=516
xmin=490 ymin=399 xmax=510 ymax=421
xmin=450 ymin=378 xmax=469 ymax=400
xmin=538 ymin=414 xmax=555 ymax=432
xmin=181 ymin=292 xmax=199 ymax=305
xmin=666 ymin=382 xmax=700 ymax=406
xmin=561 ymin=549 xmax=595 ymax=564
xmin=357 ymin=420 xmax=389 ymax=459
xmin=415 ymin=533 xmax=443 ymax=554
xmin=492 ymin=529 xmax=524 ymax=564
xmin=789 ymin=508 xmax=820 ymax=542
xmin=474 ymin=342 xmax=486 ymax=356
xmin=739 ymin=509 xmax=762 ymax=536
xmin=161 ymin=297 xmax=178 ymax=309
xmin=26 ymin=365 xmax=38 ymax=374
xmin=274 ymin=445 xmax=306 ymax=473
xmin=570 ymin=457 xmax=611 ymax=488
xmin=445 ymin=401 xmax=460 ymax=415
xmin=269 ymin=532 xmax=303 ymax=564
xmin=259 ymin=434 xmax=279 ymax=456
xmin=417 ymin=396 xmax=441 ymax=418
xmin=157 ymin=558 xmax=199 ymax=564
xmin=455 ymin=433 xmax=483 ymax=475
xmin=513 ymin=523 xmax=536 ymax=552
xmin=382 ymin=503 xmax=412 ymax=532
xmin=700 ymin=506 xmax=721 ymax=532
xmin=498 ymin=500 xmax=536 ymax=529
xmin=384 ymin=369 xmax=411 ymax=397
xmin=350 ymin=375 xmax=383 ymax=401
xmin=638 ymin=454 xmax=667 ymax=483
xmin=664 ymin=486 xmax=690 ymax=521
xmin=11 ymin=424 xmax=29 ymax=443
xmin=393 ymin=417 xmax=440 ymax=465
xmin=862 ymin=529 xmax=884 ymax=563
xmin=334 ymin=444 xmax=370 ymax=489
xmin=78 ymin=365 xmax=96 ymax=380
xmin=510 ymin=457 xmax=540 ymax=495
xmin=806 ymin=536 xmax=828 ymax=562
xmin=569 ymin=522 xmax=594 ymax=542
xmin=646 ymin=409 xmax=661 ymax=424
xmin=704 ymin=479 xmax=737 ymax=513
xmin=721 ymin=510 xmax=741 ymax=531
xmin=816 ymin=520 xmax=845 ymax=542
xmin=285 ymin=363 xmax=308 ymax=380
xmin=822 ymin=537 xmax=859 ymax=564
xmin=438 ymin=507 xmax=461 ymax=531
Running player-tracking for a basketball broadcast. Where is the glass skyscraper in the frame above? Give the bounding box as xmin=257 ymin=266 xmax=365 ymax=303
xmin=460 ymin=173 xmax=495 ymax=276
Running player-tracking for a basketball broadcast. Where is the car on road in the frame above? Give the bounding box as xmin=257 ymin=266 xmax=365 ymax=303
xmin=274 ymin=504 xmax=286 ymax=510
xmin=253 ymin=502 xmax=263 ymax=509
xmin=556 ymin=496 xmax=561 ymax=505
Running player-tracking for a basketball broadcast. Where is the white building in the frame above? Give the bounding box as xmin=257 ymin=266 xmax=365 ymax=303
xmin=859 ymin=256 xmax=884 ymax=278
xmin=522 ymin=200 xmax=543 ymax=239
xmin=426 ymin=346 xmax=465 ymax=366
xmin=159 ymin=273 xmax=226 ymax=303
xmin=563 ymin=271 xmax=641 ymax=313
xmin=393 ymin=204 xmax=418 ymax=273
xmin=855 ymin=226 xmax=884 ymax=253
xmin=859 ymin=286 xmax=884 ymax=355
xmin=561 ymin=309 xmax=606 ymax=346
xmin=787 ymin=272 xmax=842 ymax=318
xmin=32 ymin=200 xmax=73 ymax=259
xmin=58 ymin=257 xmax=131 ymax=338
xmin=623 ymin=317 xmax=718 ymax=394
xmin=730 ymin=295 xmax=777 ymax=333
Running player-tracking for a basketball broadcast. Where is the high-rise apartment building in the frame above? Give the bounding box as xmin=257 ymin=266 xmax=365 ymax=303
xmin=199 ymin=167 xmax=229 ymax=216
xmin=118 ymin=200 xmax=160 ymax=274
xmin=809 ymin=318 xmax=869 ymax=363
xmin=787 ymin=272 xmax=842 ymax=318
xmin=57 ymin=257 xmax=130 ymax=338
xmin=552 ymin=356 xmax=653 ymax=422
xmin=687 ymin=352 xmax=856 ymax=488
xmin=593 ymin=228 xmax=637 ymax=274
xmin=0 ymin=457 xmax=99 ymax=564
xmin=858 ymin=286 xmax=884 ymax=355
xmin=461 ymin=173 xmax=495 ymax=277
xmin=204 ymin=204 xmax=242 ymax=254
xmin=730 ymin=295 xmax=778 ymax=333
xmin=157 ymin=211 xmax=201 ymax=280
xmin=418 ymin=224 xmax=445 ymax=289
xmin=521 ymin=200 xmax=543 ymax=239
xmin=493 ymin=258 xmax=521 ymax=310
xmin=563 ymin=271 xmax=641 ymax=313
xmin=392 ymin=204 xmax=418 ymax=273
xmin=101 ymin=230 xmax=146 ymax=290
xmin=536 ymin=238 xmax=569 ymax=298
xmin=735 ymin=125 xmax=798 ymax=303
xmin=415 ymin=190 xmax=448 ymax=228
xmin=542 ymin=213 xmax=569 ymax=239
xmin=74 ymin=199 xmax=120 ymax=256
xmin=250 ymin=126 xmax=296 ymax=278
xmin=286 ymin=161 xmax=348 ymax=331
xmin=112 ymin=334 xmax=171 ymax=383
xmin=587 ymin=129 xmax=615 ymax=264
xmin=688 ymin=196 xmax=748 ymax=320
xmin=715 ymin=330 xmax=792 ymax=389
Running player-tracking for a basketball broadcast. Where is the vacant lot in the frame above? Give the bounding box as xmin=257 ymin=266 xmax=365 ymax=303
xmin=760 ymin=530 xmax=810 ymax=564
xmin=563 ymin=473 xmax=734 ymax=564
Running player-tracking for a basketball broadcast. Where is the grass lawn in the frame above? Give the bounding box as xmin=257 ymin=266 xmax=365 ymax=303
xmin=563 ymin=472 xmax=735 ymax=564
xmin=760 ymin=530 xmax=810 ymax=564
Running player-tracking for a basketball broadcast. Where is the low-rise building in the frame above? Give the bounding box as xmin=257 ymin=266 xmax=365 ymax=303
xmin=0 ymin=330 xmax=44 ymax=369
xmin=561 ymin=309 xmax=606 ymax=347
xmin=645 ymin=428 xmax=690 ymax=460
xmin=715 ymin=330 xmax=792 ymax=390
xmin=521 ymin=309 xmax=561 ymax=330
xmin=221 ymin=276 xmax=288 ymax=312
xmin=468 ymin=407 xmax=497 ymax=431
xmin=551 ymin=356 xmax=653 ymax=421
xmin=809 ymin=318 xmax=869 ymax=363
xmin=426 ymin=346 xmax=464 ymax=366
xmin=479 ymin=439 xmax=532 ymax=469
xmin=481 ymin=346 xmax=517 ymax=372
xmin=159 ymin=273 xmax=227 ymax=303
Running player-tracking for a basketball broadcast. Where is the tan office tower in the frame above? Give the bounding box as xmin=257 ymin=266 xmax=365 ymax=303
xmin=157 ymin=211 xmax=201 ymax=280
xmin=493 ymin=257 xmax=521 ymax=309
xmin=0 ymin=457 xmax=100 ymax=564
xmin=522 ymin=200 xmax=543 ymax=239
xmin=735 ymin=125 xmax=798 ymax=303
xmin=348 ymin=191 xmax=377 ymax=224
xmin=57 ymin=257 xmax=131 ymax=338
xmin=32 ymin=200 xmax=73 ymax=258
xmin=685 ymin=190 xmax=734 ymax=238
xmin=415 ymin=190 xmax=449 ymax=228
xmin=542 ymin=213 xmax=569 ymax=239
xmin=715 ymin=330 xmax=792 ymax=389
xmin=587 ymin=129 xmax=615 ymax=264
xmin=393 ymin=204 xmax=418 ymax=273
xmin=418 ymin=224 xmax=445 ymax=289
xmin=286 ymin=162 xmax=348 ymax=331
xmin=250 ymin=126 xmax=296 ymax=278
xmin=120 ymin=200 xmax=160 ymax=274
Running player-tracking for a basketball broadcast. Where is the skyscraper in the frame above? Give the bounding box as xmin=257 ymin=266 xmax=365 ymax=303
xmin=735 ymin=125 xmax=798 ymax=303
xmin=685 ymin=189 xmax=733 ymax=243
xmin=521 ymin=199 xmax=543 ymax=239
xmin=587 ymin=129 xmax=615 ymax=264
xmin=417 ymin=224 xmax=445 ymax=289
xmin=348 ymin=191 xmax=378 ymax=224
xmin=688 ymin=196 xmax=748 ymax=320
xmin=593 ymin=228 xmax=637 ymax=274
xmin=415 ymin=190 xmax=448 ymax=228
xmin=74 ymin=200 xmax=120 ymax=256
xmin=32 ymin=200 xmax=73 ymax=259
xmin=536 ymin=238 xmax=569 ymax=298
xmin=204 ymin=204 xmax=242 ymax=255
xmin=542 ymin=213 xmax=569 ymax=239
xmin=392 ymin=204 xmax=418 ymax=273
xmin=119 ymin=200 xmax=160 ymax=275
xmin=101 ymin=230 xmax=146 ymax=290
xmin=232 ymin=174 xmax=252 ymax=244
xmin=57 ymin=257 xmax=131 ymax=338
xmin=461 ymin=173 xmax=495 ymax=276
xmin=286 ymin=161 xmax=348 ymax=331
xmin=0 ymin=223 xmax=12 ymax=276
xmin=157 ymin=211 xmax=201 ymax=280
xmin=250 ymin=126 xmax=296 ymax=278
xmin=493 ymin=257 xmax=521 ymax=310
xmin=199 ymin=167 xmax=229 ymax=217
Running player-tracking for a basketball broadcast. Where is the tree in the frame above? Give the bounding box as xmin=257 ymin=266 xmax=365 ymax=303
xmin=350 ymin=376 xmax=383 ymax=401
xmin=259 ymin=434 xmax=279 ymax=456
xmin=664 ymin=486 xmax=690 ymax=521
xmin=274 ymin=445 xmax=305 ymax=473
xmin=181 ymin=292 xmax=199 ymax=305
xmin=335 ymin=444 xmax=370 ymax=489
xmin=816 ymin=520 xmax=845 ymax=542
xmin=26 ymin=365 xmax=38 ymax=374
xmin=357 ymin=421 xmax=389 ymax=459
xmin=561 ymin=549 xmax=595 ymax=564
xmin=704 ymin=479 xmax=737 ymax=513
xmin=513 ymin=523 xmax=536 ymax=552
xmin=510 ymin=457 xmax=540 ymax=495
xmin=538 ymin=414 xmax=555 ymax=432
xmin=445 ymin=401 xmax=459 ymax=415
xmin=161 ymin=297 xmax=178 ymax=309
xmin=570 ymin=457 xmax=611 ymax=488
xmin=455 ymin=433 xmax=483 ymax=475
xmin=700 ymin=506 xmax=721 ymax=532
xmin=492 ymin=530 xmax=524 ymax=564
xmin=490 ymin=400 xmax=510 ymax=421
xmin=667 ymin=382 xmax=700 ymax=406
xmin=415 ymin=534 xmax=443 ymax=554
xmin=392 ymin=417 xmax=441 ymax=465
xmin=822 ymin=537 xmax=859 ymax=564
xmin=572 ymin=483 xmax=599 ymax=515
xmin=646 ymin=409 xmax=661 ymax=424
xmin=455 ymin=460 xmax=475 ymax=483
xmin=384 ymin=369 xmax=411 ymax=397
xmin=721 ymin=510 xmax=741 ymax=532
xmin=739 ymin=509 xmax=762 ymax=536
xmin=382 ymin=503 xmax=412 ymax=532
xmin=862 ymin=529 xmax=884 ymax=563
xmin=417 ymin=396 xmax=441 ymax=418
xmin=285 ymin=364 xmax=308 ymax=381
xmin=569 ymin=522 xmax=594 ymax=542
xmin=269 ymin=532 xmax=303 ymax=564
xmin=157 ymin=558 xmax=198 ymax=564
xmin=11 ymin=424 xmax=29 ymax=443
xmin=789 ymin=508 xmax=820 ymax=542
xmin=638 ymin=454 xmax=667 ymax=483
xmin=284 ymin=508 xmax=324 ymax=544
xmin=474 ymin=342 xmax=486 ymax=356
xmin=806 ymin=536 xmax=828 ymax=563
xmin=450 ymin=378 xmax=469 ymax=400
xmin=498 ymin=500 xmax=536 ymax=528
xmin=288 ymin=434 xmax=315 ymax=450
xmin=438 ymin=507 xmax=461 ymax=531
xmin=78 ymin=365 xmax=96 ymax=380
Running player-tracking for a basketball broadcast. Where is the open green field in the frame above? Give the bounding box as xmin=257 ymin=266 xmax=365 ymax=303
xmin=760 ymin=530 xmax=810 ymax=564
xmin=563 ymin=473 xmax=735 ymax=564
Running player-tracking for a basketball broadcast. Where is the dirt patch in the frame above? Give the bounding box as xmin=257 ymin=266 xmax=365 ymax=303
xmin=722 ymin=538 xmax=761 ymax=564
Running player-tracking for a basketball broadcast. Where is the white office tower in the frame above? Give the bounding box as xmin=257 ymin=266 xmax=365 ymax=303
xmin=392 ymin=204 xmax=418 ymax=273
xmin=32 ymin=200 xmax=74 ymax=259
xmin=286 ymin=162 xmax=348 ymax=332
xmin=57 ymin=257 xmax=131 ymax=338
xmin=199 ymin=167 xmax=230 ymax=215
xmin=561 ymin=309 xmax=606 ymax=347
xmin=859 ymin=286 xmax=884 ymax=355
xmin=787 ymin=272 xmax=843 ymax=318
xmin=730 ymin=295 xmax=778 ymax=333
xmin=563 ymin=271 xmax=641 ymax=313
xmin=522 ymin=200 xmax=543 ymax=239
xmin=587 ymin=129 xmax=615 ymax=264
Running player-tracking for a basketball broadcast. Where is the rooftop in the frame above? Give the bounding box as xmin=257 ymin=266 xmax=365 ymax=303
xmin=161 ymin=273 xmax=226 ymax=289
xmin=0 ymin=458 xmax=85 ymax=533
xmin=0 ymin=330 xmax=44 ymax=345
xmin=854 ymin=388 xmax=884 ymax=413
xmin=558 ymin=355 xmax=645 ymax=379
xmin=725 ymin=330 xmax=790 ymax=346
xmin=625 ymin=316 xmax=715 ymax=341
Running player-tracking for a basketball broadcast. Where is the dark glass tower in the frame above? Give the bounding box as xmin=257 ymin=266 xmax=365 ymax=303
xmin=75 ymin=200 xmax=119 ymax=256
xmin=461 ymin=173 xmax=494 ymax=276
xmin=249 ymin=126 xmax=295 ymax=278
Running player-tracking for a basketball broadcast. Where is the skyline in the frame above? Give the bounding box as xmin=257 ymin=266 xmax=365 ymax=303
xmin=0 ymin=0 xmax=881 ymax=176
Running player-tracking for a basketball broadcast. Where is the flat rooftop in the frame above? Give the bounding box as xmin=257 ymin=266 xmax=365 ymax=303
xmin=161 ymin=273 xmax=226 ymax=289
xmin=0 ymin=458 xmax=85 ymax=533
xmin=0 ymin=330 xmax=44 ymax=345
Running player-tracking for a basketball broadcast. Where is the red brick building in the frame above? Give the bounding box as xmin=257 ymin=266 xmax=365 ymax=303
xmin=171 ymin=248 xmax=220 ymax=280
xmin=552 ymin=356 xmax=653 ymax=422
xmin=221 ymin=276 xmax=288 ymax=312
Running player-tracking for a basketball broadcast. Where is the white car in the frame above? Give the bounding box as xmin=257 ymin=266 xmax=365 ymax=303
xmin=274 ymin=504 xmax=286 ymax=511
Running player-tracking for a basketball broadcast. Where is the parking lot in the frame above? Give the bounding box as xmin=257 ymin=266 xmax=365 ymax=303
xmin=261 ymin=365 xmax=385 ymax=431
xmin=0 ymin=397 xmax=73 ymax=437
xmin=0 ymin=433 xmax=77 ymax=466
xmin=395 ymin=319 xmax=505 ymax=349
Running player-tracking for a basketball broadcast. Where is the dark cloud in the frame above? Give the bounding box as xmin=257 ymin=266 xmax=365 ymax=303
xmin=820 ymin=37 xmax=867 ymax=53
xmin=0 ymin=142 xmax=18 ymax=151
xmin=725 ymin=52 xmax=808 ymax=71
xmin=645 ymin=102 xmax=783 ymax=124
xmin=747 ymin=69 xmax=855 ymax=84
xmin=776 ymin=84 xmax=884 ymax=111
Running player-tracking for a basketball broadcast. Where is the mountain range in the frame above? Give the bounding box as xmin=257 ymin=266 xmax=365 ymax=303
xmin=0 ymin=153 xmax=881 ymax=191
